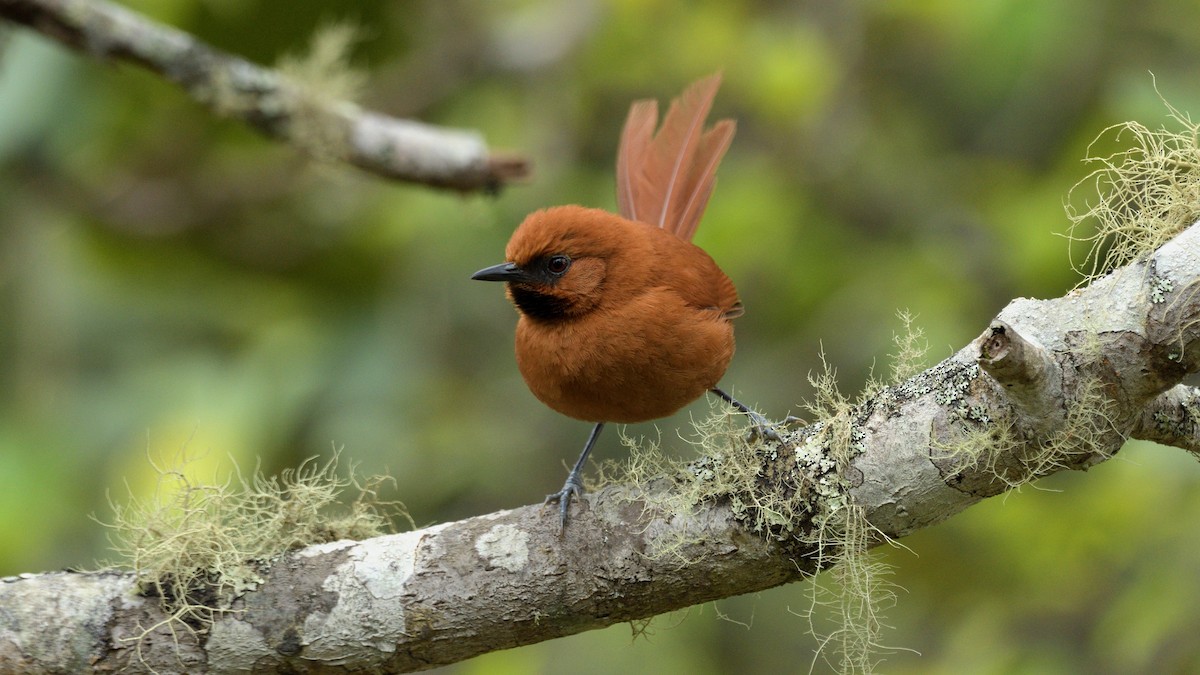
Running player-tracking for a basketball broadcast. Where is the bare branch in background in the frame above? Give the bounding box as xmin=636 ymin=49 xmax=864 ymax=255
xmin=0 ymin=0 xmax=530 ymax=192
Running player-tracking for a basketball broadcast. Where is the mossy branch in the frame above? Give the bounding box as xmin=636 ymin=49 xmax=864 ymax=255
xmin=1131 ymin=384 xmax=1200 ymax=456
xmin=975 ymin=320 xmax=1061 ymax=430
xmin=4 ymin=218 xmax=1200 ymax=673
xmin=0 ymin=0 xmax=530 ymax=192
xmin=5 ymin=105 xmax=1200 ymax=671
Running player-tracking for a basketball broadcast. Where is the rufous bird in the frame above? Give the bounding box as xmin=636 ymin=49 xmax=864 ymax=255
xmin=473 ymin=74 xmax=775 ymax=528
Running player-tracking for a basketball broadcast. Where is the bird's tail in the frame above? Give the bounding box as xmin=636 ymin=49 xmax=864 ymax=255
xmin=615 ymin=73 xmax=736 ymax=242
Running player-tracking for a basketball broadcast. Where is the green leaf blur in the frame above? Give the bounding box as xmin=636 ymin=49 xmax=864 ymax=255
xmin=2 ymin=0 xmax=1199 ymax=672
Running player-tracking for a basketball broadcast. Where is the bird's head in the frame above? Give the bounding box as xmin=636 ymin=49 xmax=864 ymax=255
xmin=472 ymin=206 xmax=640 ymax=322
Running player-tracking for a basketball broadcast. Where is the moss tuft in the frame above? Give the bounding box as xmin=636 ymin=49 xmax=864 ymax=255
xmin=610 ymin=329 xmax=930 ymax=672
xmin=99 ymin=447 xmax=408 ymax=658
xmin=1065 ymin=95 xmax=1200 ymax=282
xmin=887 ymin=309 xmax=930 ymax=386
xmin=275 ymin=21 xmax=368 ymax=161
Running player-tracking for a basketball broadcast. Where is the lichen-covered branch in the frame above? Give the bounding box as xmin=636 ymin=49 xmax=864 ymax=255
xmin=0 ymin=0 xmax=530 ymax=192
xmin=0 ymin=494 xmax=809 ymax=673
xmin=975 ymin=320 xmax=1061 ymax=431
xmin=4 ymin=220 xmax=1200 ymax=673
xmin=854 ymin=220 xmax=1200 ymax=538
xmin=1131 ymin=384 xmax=1200 ymax=456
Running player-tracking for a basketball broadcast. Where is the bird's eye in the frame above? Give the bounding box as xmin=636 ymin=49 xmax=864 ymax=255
xmin=546 ymin=255 xmax=571 ymax=276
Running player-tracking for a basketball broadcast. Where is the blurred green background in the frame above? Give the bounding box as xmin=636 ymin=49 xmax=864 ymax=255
xmin=3 ymin=0 xmax=1200 ymax=672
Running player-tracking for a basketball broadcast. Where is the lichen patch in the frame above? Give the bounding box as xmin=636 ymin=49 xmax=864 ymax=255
xmin=474 ymin=524 xmax=530 ymax=573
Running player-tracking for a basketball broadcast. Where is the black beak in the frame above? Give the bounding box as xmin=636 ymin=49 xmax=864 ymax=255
xmin=471 ymin=262 xmax=523 ymax=282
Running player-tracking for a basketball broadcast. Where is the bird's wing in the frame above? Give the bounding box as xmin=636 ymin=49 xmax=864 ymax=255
xmin=652 ymin=231 xmax=742 ymax=319
xmin=615 ymin=74 xmax=735 ymax=242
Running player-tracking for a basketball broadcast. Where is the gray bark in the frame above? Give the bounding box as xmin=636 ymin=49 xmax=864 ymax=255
xmin=3 ymin=220 xmax=1199 ymax=672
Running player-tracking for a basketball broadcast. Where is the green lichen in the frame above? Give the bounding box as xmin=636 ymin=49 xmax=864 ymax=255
xmin=1151 ymin=275 xmax=1175 ymax=304
xmin=932 ymin=415 xmax=1023 ymax=487
xmin=275 ymin=21 xmax=367 ymax=161
xmin=886 ymin=309 xmax=930 ymax=385
xmin=611 ymin=312 xmax=931 ymax=673
xmin=1065 ymin=96 xmax=1200 ymax=283
xmin=99 ymin=448 xmax=408 ymax=663
xmin=936 ymin=331 xmax=1122 ymax=492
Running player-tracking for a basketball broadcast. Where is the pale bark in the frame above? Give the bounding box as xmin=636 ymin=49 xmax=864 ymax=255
xmin=2 ymin=219 xmax=1199 ymax=672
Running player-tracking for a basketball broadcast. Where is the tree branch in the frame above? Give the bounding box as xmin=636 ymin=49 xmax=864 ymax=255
xmin=1130 ymin=384 xmax=1200 ymax=456
xmin=0 ymin=0 xmax=530 ymax=192
xmin=4 ymin=219 xmax=1200 ymax=672
xmin=1 ymin=497 xmax=809 ymax=673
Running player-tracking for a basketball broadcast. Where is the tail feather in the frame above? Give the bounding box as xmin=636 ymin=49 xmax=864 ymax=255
xmin=674 ymin=119 xmax=734 ymax=242
xmin=616 ymin=101 xmax=658 ymax=225
xmin=615 ymin=73 xmax=735 ymax=241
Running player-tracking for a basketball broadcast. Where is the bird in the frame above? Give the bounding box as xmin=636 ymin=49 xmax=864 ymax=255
xmin=472 ymin=74 xmax=774 ymax=529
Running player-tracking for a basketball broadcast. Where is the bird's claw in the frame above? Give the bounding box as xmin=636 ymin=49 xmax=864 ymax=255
xmin=744 ymin=411 xmax=798 ymax=445
xmin=543 ymin=474 xmax=585 ymax=532
xmin=739 ymin=408 xmax=787 ymax=444
xmin=746 ymin=423 xmax=784 ymax=444
xmin=710 ymin=388 xmax=794 ymax=447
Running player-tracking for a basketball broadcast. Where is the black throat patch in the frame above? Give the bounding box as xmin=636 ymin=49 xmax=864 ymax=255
xmin=510 ymin=285 xmax=573 ymax=322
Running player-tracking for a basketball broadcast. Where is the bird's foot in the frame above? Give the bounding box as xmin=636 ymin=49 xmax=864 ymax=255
xmin=543 ymin=472 xmax=585 ymax=533
xmin=710 ymin=388 xmax=798 ymax=446
xmin=745 ymin=412 xmax=802 ymax=445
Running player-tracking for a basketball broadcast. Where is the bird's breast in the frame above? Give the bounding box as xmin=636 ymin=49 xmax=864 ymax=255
xmin=514 ymin=287 xmax=735 ymax=423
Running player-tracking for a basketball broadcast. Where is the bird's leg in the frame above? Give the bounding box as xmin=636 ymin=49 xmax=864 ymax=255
xmin=544 ymin=422 xmax=605 ymax=532
xmin=710 ymin=387 xmax=791 ymax=443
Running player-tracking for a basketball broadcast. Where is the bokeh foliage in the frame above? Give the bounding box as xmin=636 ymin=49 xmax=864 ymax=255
xmin=2 ymin=0 xmax=1200 ymax=672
